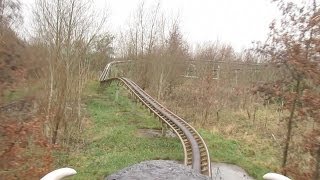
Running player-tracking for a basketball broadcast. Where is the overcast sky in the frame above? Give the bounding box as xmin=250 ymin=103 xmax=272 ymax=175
xmin=22 ymin=0 xmax=281 ymax=52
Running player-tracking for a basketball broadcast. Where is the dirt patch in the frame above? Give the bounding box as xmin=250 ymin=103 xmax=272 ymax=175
xmin=0 ymin=98 xmax=36 ymax=120
xmin=136 ymin=128 xmax=177 ymax=138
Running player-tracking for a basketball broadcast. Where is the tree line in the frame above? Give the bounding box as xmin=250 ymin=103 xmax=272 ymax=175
xmin=0 ymin=0 xmax=319 ymax=179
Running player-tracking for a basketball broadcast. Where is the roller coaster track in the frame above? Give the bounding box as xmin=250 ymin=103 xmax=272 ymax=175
xmin=99 ymin=61 xmax=211 ymax=177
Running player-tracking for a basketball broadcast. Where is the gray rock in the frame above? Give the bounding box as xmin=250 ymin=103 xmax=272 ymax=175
xmin=105 ymin=160 xmax=255 ymax=180
xmin=105 ymin=160 xmax=210 ymax=180
xmin=211 ymin=162 xmax=254 ymax=180
xmin=136 ymin=129 xmax=177 ymax=138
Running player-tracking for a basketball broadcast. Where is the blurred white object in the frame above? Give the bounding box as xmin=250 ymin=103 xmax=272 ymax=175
xmin=40 ymin=167 xmax=77 ymax=180
xmin=263 ymin=173 xmax=291 ymax=180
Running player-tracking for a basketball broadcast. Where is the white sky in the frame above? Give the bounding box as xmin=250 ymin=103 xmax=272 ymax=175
xmin=22 ymin=0 xmax=281 ymax=52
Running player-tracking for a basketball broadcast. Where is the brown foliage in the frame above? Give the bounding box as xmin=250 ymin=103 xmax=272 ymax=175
xmin=0 ymin=27 xmax=27 ymax=100
xmin=256 ymin=0 xmax=320 ymax=179
xmin=0 ymin=116 xmax=54 ymax=179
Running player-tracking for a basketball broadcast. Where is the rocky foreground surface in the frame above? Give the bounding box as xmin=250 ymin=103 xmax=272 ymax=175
xmin=105 ymin=160 xmax=254 ymax=180
xmin=105 ymin=160 xmax=210 ymax=180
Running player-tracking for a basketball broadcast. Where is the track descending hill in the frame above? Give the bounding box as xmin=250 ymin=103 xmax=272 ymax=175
xmin=99 ymin=61 xmax=212 ymax=177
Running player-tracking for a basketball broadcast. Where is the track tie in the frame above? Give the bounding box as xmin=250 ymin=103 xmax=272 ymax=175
xmin=201 ymin=157 xmax=208 ymax=162
xmin=201 ymin=168 xmax=209 ymax=173
xmin=201 ymin=154 xmax=207 ymax=159
xmin=200 ymin=149 xmax=207 ymax=154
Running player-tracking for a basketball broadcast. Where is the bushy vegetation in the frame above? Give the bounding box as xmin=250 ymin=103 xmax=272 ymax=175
xmin=0 ymin=0 xmax=319 ymax=179
xmin=60 ymin=82 xmax=274 ymax=179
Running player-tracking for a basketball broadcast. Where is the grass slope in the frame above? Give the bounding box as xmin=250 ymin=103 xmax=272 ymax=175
xmin=57 ymin=81 xmax=273 ymax=179
xmin=58 ymin=82 xmax=182 ymax=179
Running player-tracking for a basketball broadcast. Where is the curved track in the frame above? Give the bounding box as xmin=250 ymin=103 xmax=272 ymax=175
xmin=100 ymin=62 xmax=211 ymax=177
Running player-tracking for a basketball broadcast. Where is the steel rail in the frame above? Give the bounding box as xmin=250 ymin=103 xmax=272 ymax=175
xmin=99 ymin=62 xmax=212 ymax=176
xmin=125 ymin=78 xmax=211 ymax=175
xmin=99 ymin=60 xmax=132 ymax=82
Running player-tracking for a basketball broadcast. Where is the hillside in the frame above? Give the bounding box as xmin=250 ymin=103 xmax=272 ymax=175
xmin=54 ymin=81 xmax=276 ymax=179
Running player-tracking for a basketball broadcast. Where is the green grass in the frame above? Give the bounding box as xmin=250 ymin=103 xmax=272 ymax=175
xmin=56 ymin=81 xmax=274 ymax=179
xmin=56 ymin=81 xmax=182 ymax=179
xmin=200 ymin=130 xmax=276 ymax=179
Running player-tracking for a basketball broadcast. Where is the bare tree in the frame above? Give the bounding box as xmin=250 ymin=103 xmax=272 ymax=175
xmin=33 ymin=0 xmax=110 ymax=144
xmin=0 ymin=0 xmax=22 ymax=31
